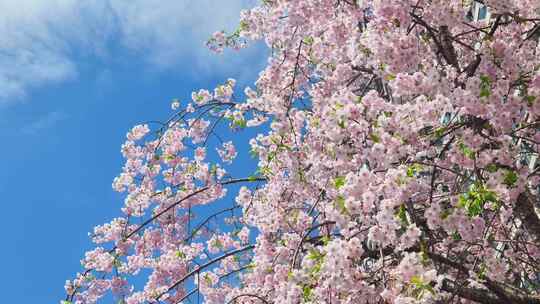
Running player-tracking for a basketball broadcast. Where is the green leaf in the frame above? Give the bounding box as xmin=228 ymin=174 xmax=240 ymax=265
xmin=396 ymin=204 xmax=409 ymax=226
xmin=233 ymin=118 xmax=247 ymax=128
xmin=370 ymin=133 xmax=380 ymax=143
xmin=407 ymin=167 xmax=414 ymax=177
xmin=410 ymin=275 xmax=423 ymax=286
xmin=457 ymin=194 xmax=468 ymax=208
xmin=239 ymin=20 xmax=249 ymax=31
xmin=477 ymin=263 xmax=487 ymax=280
xmin=312 ymin=261 xmax=322 ymax=275
xmin=480 ymin=87 xmax=491 ymax=97
xmin=479 ymin=75 xmax=492 ymax=98
xmin=424 ymin=284 xmax=435 ymax=295
xmin=525 ymin=95 xmax=536 ymax=106
xmin=410 ymin=275 xmax=435 ymax=299
xmin=385 ymin=73 xmax=396 ymax=81
xmin=321 ymin=235 xmax=330 ymax=245
xmin=303 ymin=36 xmax=314 ymax=45
xmin=335 ymin=195 xmax=348 ymax=214
xmin=307 ymin=249 xmax=323 ymax=261
xmin=302 ymin=285 xmax=313 ymax=301
xmin=486 ymin=163 xmax=498 ymax=173
xmin=420 ymin=240 xmax=429 ymax=264
xmin=458 ymin=142 xmax=475 ymax=159
xmin=440 ymin=208 xmax=452 ymax=220
xmin=334 ymin=176 xmax=346 ymax=189
xmin=406 ymin=164 xmax=422 ymax=177
xmin=257 ymin=166 xmax=273 ymax=177
xmin=164 ymin=154 xmax=175 ymax=161
xmin=306 ymin=249 xmax=324 ymax=276
xmin=458 ymin=183 xmax=497 ymax=217
xmin=469 ymin=199 xmax=483 ymax=216
xmin=434 ymin=127 xmax=445 ymax=138
xmin=483 ymin=190 xmax=497 ymax=202
xmin=503 ymin=170 xmax=518 ymax=187
xmin=266 ymin=151 xmax=276 ymax=162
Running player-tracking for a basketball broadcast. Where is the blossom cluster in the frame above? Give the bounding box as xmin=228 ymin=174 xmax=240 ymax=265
xmin=65 ymin=1 xmax=540 ymax=304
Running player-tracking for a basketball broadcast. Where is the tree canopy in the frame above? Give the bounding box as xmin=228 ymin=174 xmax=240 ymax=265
xmin=65 ymin=1 xmax=540 ymax=303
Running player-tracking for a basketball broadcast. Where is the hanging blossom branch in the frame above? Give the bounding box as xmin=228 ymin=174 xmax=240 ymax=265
xmin=64 ymin=1 xmax=540 ymax=304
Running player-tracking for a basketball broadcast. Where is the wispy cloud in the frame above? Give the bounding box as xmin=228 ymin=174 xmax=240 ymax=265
xmin=0 ymin=0 xmax=260 ymax=103
xmin=0 ymin=1 xmax=79 ymax=101
xmin=20 ymin=111 xmax=68 ymax=135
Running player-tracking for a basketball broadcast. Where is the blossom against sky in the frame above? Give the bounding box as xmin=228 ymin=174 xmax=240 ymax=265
xmin=0 ymin=1 xmax=264 ymax=303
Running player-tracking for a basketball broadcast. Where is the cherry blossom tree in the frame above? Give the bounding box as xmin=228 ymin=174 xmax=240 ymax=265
xmin=64 ymin=1 xmax=540 ymax=303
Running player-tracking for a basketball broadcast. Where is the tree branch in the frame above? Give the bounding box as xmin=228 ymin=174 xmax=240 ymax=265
xmin=515 ymin=192 xmax=540 ymax=243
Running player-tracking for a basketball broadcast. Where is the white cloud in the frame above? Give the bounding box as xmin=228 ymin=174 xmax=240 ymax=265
xmin=0 ymin=0 xmax=260 ymax=103
xmin=0 ymin=0 xmax=78 ymax=100
xmin=109 ymin=1 xmax=251 ymax=65
xmin=20 ymin=110 xmax=68 ymax=134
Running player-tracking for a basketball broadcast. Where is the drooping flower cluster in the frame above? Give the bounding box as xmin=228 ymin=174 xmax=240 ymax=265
xmin=65 ymin=1 xmax=540 ymax=304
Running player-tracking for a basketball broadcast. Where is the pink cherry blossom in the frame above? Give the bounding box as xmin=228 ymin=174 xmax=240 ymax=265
xmin=64 ymin=1 xmax=540 ymax=304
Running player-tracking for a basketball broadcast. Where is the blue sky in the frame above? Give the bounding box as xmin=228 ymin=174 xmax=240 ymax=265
xmin=0 ymin=1 xmax=265 ymax=302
